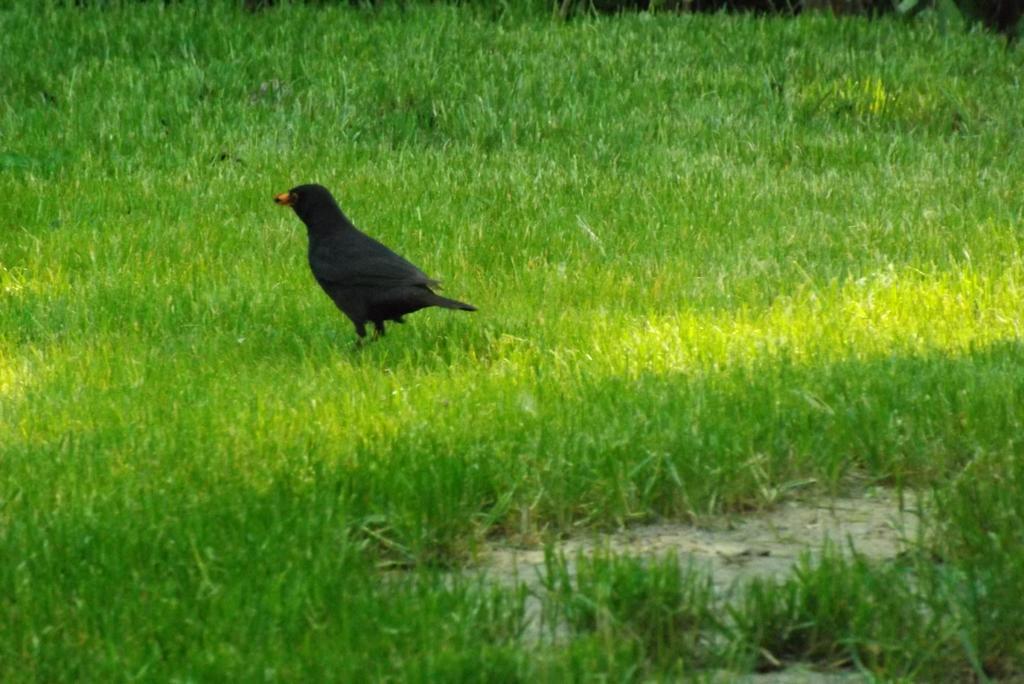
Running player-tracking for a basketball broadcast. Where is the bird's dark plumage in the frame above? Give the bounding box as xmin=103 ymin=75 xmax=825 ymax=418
xmin=275 ymin=183 xmax=476 ymax=339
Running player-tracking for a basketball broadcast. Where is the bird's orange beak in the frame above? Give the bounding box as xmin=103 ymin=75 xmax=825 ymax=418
xmin=274 ymin=192 xmax=295 ymax=207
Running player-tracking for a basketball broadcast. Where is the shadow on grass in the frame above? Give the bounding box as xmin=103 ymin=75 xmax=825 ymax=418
xmin=3 ymin=333 xmax=1022 ymax=678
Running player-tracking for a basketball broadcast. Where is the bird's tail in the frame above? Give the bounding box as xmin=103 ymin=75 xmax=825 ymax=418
xmin=429 ymin=292 xmax=477 ymax=312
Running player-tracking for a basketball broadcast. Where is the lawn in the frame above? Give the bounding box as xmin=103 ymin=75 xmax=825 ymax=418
xmin=1 ymin=2 xmax=1022 ymax=680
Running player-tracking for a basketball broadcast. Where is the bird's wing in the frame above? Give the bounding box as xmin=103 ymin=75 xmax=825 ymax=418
xmin=311 ymin=250 xmax=439 ymax=289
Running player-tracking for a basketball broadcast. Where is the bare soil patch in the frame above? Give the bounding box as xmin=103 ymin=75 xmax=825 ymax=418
xmin=481 ymin=489 xmax=921 ymax=590
xmin=474 ymin=489 xmax=921 ymax=682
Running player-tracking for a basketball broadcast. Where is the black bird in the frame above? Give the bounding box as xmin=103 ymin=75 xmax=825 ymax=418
xmin=275 ymin=183 xmax=476 ymax=340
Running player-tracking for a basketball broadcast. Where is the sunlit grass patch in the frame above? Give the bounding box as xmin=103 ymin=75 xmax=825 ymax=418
xmin=565 ymin=263 xmax=1023 ymax=378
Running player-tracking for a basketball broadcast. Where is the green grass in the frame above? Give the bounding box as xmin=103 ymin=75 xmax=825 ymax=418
xmin=2 ymin=2 xmax=1023 ymax=680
